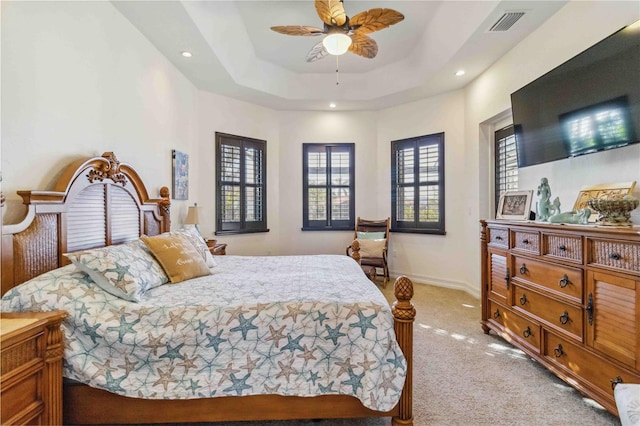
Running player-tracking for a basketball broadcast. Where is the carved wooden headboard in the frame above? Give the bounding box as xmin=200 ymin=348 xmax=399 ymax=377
xmin=1 ymin=152 xmax=171 ymax=295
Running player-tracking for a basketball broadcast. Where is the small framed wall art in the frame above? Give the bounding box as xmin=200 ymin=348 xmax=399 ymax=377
xmin=172 ymin=149 xmax=189 ymax=200
xmin=497 ymin=190 xmax=533 ymax=220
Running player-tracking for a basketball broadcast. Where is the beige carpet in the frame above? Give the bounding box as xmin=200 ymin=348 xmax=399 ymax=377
xmin=122 ymin=282 xmax=621 ymax=426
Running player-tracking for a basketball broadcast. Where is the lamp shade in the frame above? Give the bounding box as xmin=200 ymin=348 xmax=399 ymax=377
xmin=322 ymin=33 xmax=352 ymax=55
xmin=184 ymin=205 xmax=199 ymax=225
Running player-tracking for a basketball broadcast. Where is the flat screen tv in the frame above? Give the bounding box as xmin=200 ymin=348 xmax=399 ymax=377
xmin=511 ymin=21 xmax=640 ymax=168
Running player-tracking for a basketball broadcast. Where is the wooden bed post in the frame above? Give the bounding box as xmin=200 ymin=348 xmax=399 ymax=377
xmin=158 ymin=186 xmax=171 ymax=233
xmin=391 ymin=276 xmax=415 ymax=426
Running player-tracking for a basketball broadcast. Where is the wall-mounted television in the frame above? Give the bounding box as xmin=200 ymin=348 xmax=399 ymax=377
xmin=511 ymin=20 xmax=640 ymax=168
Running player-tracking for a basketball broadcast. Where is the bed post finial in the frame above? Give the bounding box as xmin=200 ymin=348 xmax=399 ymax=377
xmin=392 ymin=275 xmax=415 ymax=426
xmin=159 ymin=186 xmax=171 ymax=233
xmin=349 ymin=239 xmax=361 ymax=263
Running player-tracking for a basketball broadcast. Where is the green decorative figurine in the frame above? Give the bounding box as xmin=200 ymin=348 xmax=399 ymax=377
xmin=549 ymin=208 xmax=591 ymax=224
xmin=536 ymin=177 xmax=561 ymax=222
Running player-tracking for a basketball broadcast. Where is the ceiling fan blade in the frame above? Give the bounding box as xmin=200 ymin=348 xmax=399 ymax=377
xmin=315 ymin=0 xmax=347 ymax=27
xmin=306 ymin=40 xmax=329 ymax=62
xmin=271 ymin=26 xmax=325 ymax=36
xmin=350 ymin=8 xmax=404 ymax=35
xmin=349 ymin=34 xmax=378 ymax=59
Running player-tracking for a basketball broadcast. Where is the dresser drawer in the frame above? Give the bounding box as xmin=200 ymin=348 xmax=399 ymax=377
xmin=513 ymin=285 xmax=583 ymax=341
xmin=588 ymin=239 xmax=640 ymax=273
xmin=488 ymin=227 xmax=509 ymax=248
xmin=0 ymin=371 xmax=43 ymax=425
xmin=543 ymin=233 xmax=583 ymax=263
xmin=488 ymin=300 xmax=540 ymax=352
xmin=0 ymin=336 xmax=39 ymax=375
xmin=544 ymin=331 xmax=640 ymax=407
xmin=0 ymin=329 xmax=44 ymax=425
xmin=513 ymin=255 xmax=583 ymax=304
xmin=512 ymin=230 xmax=540 ymax=254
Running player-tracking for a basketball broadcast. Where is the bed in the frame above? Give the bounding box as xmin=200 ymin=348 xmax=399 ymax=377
xmin=0 ymin=152 xmax=415 ymax=425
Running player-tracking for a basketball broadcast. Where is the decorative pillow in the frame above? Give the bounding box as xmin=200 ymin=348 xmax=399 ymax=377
xmin=614 ymin=384 xmax=640 ymax=426
xmin=64 ymin=239 xmax=168 ymax=302
xmin=173 ymin=228 xmax=217 ymax=268
xmin=357 ymin=239 xmax=386 ymax=258
xmin=357 ymin=231 xmax=386 ymax=240
xmin=141 ymin=234 xmax=211 ymax=283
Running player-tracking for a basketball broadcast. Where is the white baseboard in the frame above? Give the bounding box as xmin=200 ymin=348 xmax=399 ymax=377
xmin=389 ymin=270 xmax=481 ymax=299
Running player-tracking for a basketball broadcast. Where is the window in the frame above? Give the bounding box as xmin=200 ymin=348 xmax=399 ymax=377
xmin=302 ymin=143 xmax=355 ymax=231
xmin=215 ymin=132 xmax=268 ymax=235
xmin=391 ymin=133 xmax=445 ymax=235
xmin=494 ymin=125 xmax=518 ymax=212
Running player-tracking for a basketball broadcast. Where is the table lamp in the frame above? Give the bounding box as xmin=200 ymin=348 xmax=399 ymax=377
xmin=184 ymin=203 xmax=200 ymax=235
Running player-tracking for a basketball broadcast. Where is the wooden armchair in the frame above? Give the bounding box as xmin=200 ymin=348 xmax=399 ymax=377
xmin=346 ymin=217 xmax=391 ymax=287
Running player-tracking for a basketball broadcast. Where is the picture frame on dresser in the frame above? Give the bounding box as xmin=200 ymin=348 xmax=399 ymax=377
xmin=496 ymin=190 xmax=533 ymax=220
xmin=573 ymin=181 xmax=636 ymax=222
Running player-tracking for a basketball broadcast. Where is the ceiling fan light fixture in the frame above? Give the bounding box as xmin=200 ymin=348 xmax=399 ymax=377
xmin=322 ymin=33 xmax=352 ymax=56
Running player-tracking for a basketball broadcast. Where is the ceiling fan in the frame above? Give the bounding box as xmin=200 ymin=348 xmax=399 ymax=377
xmin=270 ymin=0 xmax=404 ymax=62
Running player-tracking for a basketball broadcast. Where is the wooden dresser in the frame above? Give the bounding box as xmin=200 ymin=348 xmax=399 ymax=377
xmin=0 ymin=311 xmax=67 ymax=425
xmin=480 ymin=220 xmax=640 ymax=415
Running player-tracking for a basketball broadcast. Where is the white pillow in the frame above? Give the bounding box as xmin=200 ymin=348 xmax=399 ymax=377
xmin=174 ymin=228 xmax=217 ymax=268
xmin=615 ymin=384 xmax=640 ymax=426
xmin=356 ymin=231 xmax=386 ymax=240
xmin=357 ymin=239 xmax=386 ymax=258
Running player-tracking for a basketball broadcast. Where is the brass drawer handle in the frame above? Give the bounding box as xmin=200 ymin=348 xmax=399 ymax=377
xmin=522 ymin=326 xmax=532 ymax=338
xmin=609 ymin=252 xmax=621 ymax=260
xmin=558 ymin=274 xmax=570 ymax=288
xmin=493 ymin=309 xmax=501 ymax=319
xmin=519 ymin=294 xmax=528 ymax=306
xmin=554 ymin=344 xmax=564 ymax=357
xmin=559 ymin=311 xmax=570 ymax=325
xmin=611 ymin=376 xmax=624 ymax=390
xmin=519 ymin=263 xmax=528 ymax=275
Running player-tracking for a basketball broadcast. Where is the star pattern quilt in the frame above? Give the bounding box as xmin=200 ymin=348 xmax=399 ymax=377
xmin=1 ymin=254 xmax=406 ymax=411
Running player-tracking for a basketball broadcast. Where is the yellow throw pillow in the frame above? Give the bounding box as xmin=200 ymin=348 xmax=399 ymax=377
xmin=141 ymin=234 xmax=211 ymax=283
xmin=357 ymin=239 xmax=386 ymax=258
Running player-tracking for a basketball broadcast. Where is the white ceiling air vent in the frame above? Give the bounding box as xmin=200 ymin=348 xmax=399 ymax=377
xmin=488 ymin=11 xmax=526 ymax=32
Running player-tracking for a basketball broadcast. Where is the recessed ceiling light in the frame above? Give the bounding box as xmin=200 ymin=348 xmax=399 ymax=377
xmin=329 ymin=103 xmax=337 ymax=108
xmin=181 ymin=51 xmax=193 ymax=58
xmin=455 ymin=70 xmax=465 ymax=76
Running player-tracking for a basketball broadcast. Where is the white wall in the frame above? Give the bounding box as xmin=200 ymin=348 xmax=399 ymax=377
xmin=463 ymin=1 xmax=640 ymax=295
xmin=377 ymin=91 xmax=469 ymax=291
xmin=276 ymin=110 xmax=378 ymax=256
xmin=196 ymin=91 xmax=280 ymax=255
xmin=1 ymin=1 xmax=200 ymax=223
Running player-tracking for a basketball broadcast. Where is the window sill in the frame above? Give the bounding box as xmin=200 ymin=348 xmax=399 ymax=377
xmin=215 ymin=229 xmax=270 ymax=236
xmin=301 ymin=227 xmax=354 ymax=232
xmin=390 ymin=228 xmax=446 ymax=235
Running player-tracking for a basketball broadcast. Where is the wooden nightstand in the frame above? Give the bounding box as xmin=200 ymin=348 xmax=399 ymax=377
xmin=212 ymin=243 xmax=227 ymax=255
xmin=1 ymin=311 xmax=67 ymax=426
xmin=206 ymin=240 xmax=227 ymax=255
